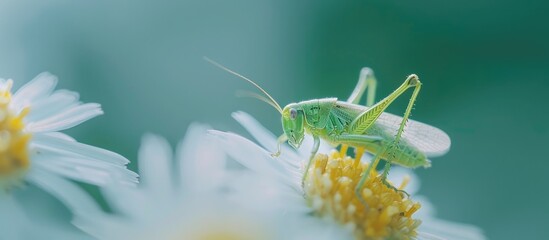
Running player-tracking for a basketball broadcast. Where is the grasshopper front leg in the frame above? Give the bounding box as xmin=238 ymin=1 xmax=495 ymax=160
xmin=271 ymin=134 xmax=288 ymax=157
xmin=301 ymin=135 xmax=320 ymax=186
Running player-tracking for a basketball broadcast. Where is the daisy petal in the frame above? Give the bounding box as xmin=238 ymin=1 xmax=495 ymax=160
xmin=227 ymin=171 xmax=308 ymax=214
xmin=38 ymin=132 xmax=76 ymax=142
xmin=386 ymin=166 xmax=421 ymax=195
xmin=31 ymin=133 xmax=130 ymax=165
xmin=26 ymin=168 xmax=102 ymax=217
xmin=26 ymin=89 xmax=80 ymax=123
xmin=420 ymin=218 xmax=487 ymax=240
xmin=232 ymin=111 xmax=301 ymax=168
xmin=33 ymin=155 xmax=138 ymax=186
xmin=26 ymin=103 xmax=103 ymax=132
xmin=209 ymin=130 xmax=301 ymax=190
xmin=177 ymin=123 xmax=226 ymax=194
xmin=138 ymin=134 xmax=174 ymax=197
xmin=100 ymin=182 xmax=149 ymax=218
xmin=32 ymin=158 xmax=106 ymax=186
xmin=12 ymin=72 xmax=58 ymax=111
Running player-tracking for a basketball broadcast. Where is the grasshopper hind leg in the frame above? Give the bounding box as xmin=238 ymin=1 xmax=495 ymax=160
xmin=378 ymin=75 xmax=422 ymax=197
xmin=339 ymin=144 xmax=349 ymax=157
xmin=347 ymin=67 xmax=377 ymax=106
xmin=350 ymin=74 xmax=422 ymax=204
xmin=381 ymin=161 xmax=410 ymax=198
xmin=353 ymin=147 xmax=365 ymax=168
xmin=354 ymin=151 xmax=409 ymax=207
xmin=354 ymin=149 xmax=382 ymax=206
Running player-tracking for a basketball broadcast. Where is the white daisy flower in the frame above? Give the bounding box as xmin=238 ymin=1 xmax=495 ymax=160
xmin=74 ymin=124 xmax=286 ymax=240
xmin=0 ymin=72 xmax=137 ymax=205
xmin=209 ymin=111 xmax=486 ymax=240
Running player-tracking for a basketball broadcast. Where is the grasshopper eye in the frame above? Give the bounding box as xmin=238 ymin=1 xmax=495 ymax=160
xmin=290 ymin=108 xmax=297 ymax=119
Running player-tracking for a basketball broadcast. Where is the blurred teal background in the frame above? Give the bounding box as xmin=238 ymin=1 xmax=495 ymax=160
xmin=1 ymin=1 xmax=547 ymax=239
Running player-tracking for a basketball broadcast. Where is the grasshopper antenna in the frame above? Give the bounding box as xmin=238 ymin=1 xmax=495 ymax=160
xmin=204 ymin=57 xmax=283 ymax=114
xmin=235 ymin=90 xmax=282 ymax=112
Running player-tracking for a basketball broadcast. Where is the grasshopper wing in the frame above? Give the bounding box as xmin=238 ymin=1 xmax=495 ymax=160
xmin=376 ymin=112 xmax=451 ymax=157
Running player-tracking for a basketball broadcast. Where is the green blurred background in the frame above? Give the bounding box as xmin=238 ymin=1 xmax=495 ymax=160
xmin=1 ymin=1 xmax=547 ymax=239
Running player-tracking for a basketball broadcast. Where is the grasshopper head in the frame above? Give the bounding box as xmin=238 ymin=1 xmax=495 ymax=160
xmin=203 ymin=58 xmax=304 ymax=149
xmin=282 ymin=104 xmax=305 ymax=149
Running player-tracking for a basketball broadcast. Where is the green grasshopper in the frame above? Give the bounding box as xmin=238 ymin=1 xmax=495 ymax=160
xmin=206 ymin=58 xmax=450 ymax=198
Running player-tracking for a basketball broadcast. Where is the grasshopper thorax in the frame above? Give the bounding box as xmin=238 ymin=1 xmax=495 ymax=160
xmin=282 ymin=103 xmax=305 ymax=149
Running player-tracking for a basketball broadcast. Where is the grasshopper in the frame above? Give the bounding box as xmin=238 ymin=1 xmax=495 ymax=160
xmin=206 ymin=58 xmax=450 ymax=198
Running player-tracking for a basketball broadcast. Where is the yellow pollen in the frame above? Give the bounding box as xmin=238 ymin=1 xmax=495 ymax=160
xmin=196 ymin=232 xmax=253 ymax=240
xmin=0 ymin=84 xmax=31 ymax=190
xmin=181 ymin=219 xmax=269 ymax=240
xmin=304 ymin=151 xmax=422 ymax=240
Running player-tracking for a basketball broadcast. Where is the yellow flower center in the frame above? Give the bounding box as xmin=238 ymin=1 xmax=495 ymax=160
xmin=177 ymin=217 xmax=270 ymax=240
xmin=304 ymin=150 xmax=421 ymax=240
xmin=0 ymin=81 xmax=31 ymax=190
xmin=195 ymin=231 xmax=256 ymax=240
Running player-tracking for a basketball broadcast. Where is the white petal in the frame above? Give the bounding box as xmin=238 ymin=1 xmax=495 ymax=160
xmin=414 ymin=195 xmax=437 ymax=219
xmin=226 ymin=112 xmax=304 ymax=179
xmin=37 ymin=132 xmax=76 ymax=142
xmin=416 ymin=232 xmax=447 ymax=240
xmin=73 ymin=207 xmax=133 ymax=240
xmin=33 ymin=154 xmax=138 ymax=186
xmin=138 ymin=133 xmax=174 ymax=197
xmin=232 ymin=111 xmax=302 ymax=168
xmin=227 ymin=171 xmax=308 ymax=214
xmin=26 ymin=89 xmax=80 ymax=123
xmin=32 ymin=133 xmax=130 ymax=165
xmin=283 ymin=216 xmax=354 ymax=240
xmin=26 ymin=103 xmax=103 ymax=132
xmin=232 ymin=111 xmax=346 ymax=173
xmin=26 ymin=168 xmax=103 ymax=217
xmin=12 ymin=72 xmax=58 ymax=111
xmin=232 ymin=111 xmax=302 ymax=174
xmin=386 ymin=166 xmax=421 ymax=195
xmin=209 ymin=130 xmax=301 ymax=190
xmin=419 ymin=218 xmax=487 ymax=240
xmin=100 ymin=182 xmax=150 ymax=219
xmin=176 ymin=123 xmax=226 ymax=194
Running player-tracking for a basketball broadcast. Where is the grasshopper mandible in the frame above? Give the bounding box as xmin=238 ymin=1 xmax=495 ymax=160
xmin=206 ymin=58 xmax=451 ymax=198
